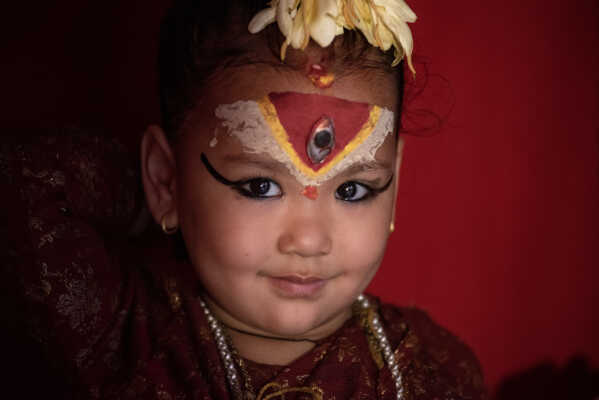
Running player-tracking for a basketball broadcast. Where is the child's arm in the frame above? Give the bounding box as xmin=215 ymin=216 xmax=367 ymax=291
xmin=0 ymin=128 xmax=144 ymax=396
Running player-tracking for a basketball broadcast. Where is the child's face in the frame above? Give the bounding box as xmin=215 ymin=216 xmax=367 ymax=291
xmin=171 ymin=63 xmax=401 ymax=339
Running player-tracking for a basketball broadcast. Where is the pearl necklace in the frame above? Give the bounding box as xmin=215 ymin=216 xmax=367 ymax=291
xmin=356 ymin=294 xmax=405 ymax=400
xmin=198 ymin=295 xmax=405 ymax=400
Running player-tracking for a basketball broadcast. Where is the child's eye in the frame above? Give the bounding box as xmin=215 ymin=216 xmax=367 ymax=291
xmin=335 ymin=181 xmax=372 ymax=202
xmin=235 ymin=178 xmax=282 ymax=199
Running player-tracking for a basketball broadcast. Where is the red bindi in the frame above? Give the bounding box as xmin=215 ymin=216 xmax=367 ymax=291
xmin=301 ymin=185 xmax=319 ymax=200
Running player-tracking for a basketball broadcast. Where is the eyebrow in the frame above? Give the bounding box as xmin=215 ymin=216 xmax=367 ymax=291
xmin=225 ymin=153 xmax=391 ymax=174
xmin=335 ymin=160 xmax=393 ymax=179
xmin=223 ymin=152 xmax=392 ymax=178
xmin=205 ymin=151 xmax=393 ymax=189
xmin=200 ymin=152 xmax=290 ymax=187
xmin=221 ymin=153 xmax=290 ymax=174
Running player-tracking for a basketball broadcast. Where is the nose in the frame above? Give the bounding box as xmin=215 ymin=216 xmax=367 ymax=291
xmin=277 ymin=206 xmax=333 ymax=258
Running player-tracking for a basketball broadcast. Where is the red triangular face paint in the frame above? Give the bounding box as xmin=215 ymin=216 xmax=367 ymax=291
xmin=215 ymin=92 xmax=395 ymax=187
xmin=266 ymin=92 xmax=372 ymax=172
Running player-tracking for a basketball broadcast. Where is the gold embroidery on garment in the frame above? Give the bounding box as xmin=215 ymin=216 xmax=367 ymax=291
xmin=256 ymin=382 xmax=323 ymax=400
xmin=55 ymin=262 xmax=102 ymax=335
xmin=312 ymin=344 xmax=330 ymax=364
xmin=334 ymin=336 xmax=360 ymax=364
xmin=22 ymin=167 xmax=66 ymax=187
xmin=164 ymin=277 xmax=181 ymax=312
xmin=353 ymin=302 xmax=385 ymax=369
xmin=155 ymin=387 xmax=173 ymax=400
xmin=232 ymin=351 xmax=256 ymax=399
xmin=28 ymin=216 xmax=43 ymax=231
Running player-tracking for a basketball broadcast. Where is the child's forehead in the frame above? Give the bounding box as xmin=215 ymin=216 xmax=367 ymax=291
xmin=200 ymin=52 xmax=398 ymax=112
xmin=210 ymin=132 xmax=396 ymax=172
xmin=179 ymin=43 xmax=399 ymax=193
xmin=200 ymin=91 xmax=396 ymax=190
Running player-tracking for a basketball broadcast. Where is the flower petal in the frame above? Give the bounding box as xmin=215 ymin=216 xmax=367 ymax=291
xmin=277 ymin=0 xmax=295 ymax=37
xmin=374 ymin=0 xmax=416 ymax=23
xmin=375 ymin=23 xmax=394 ymax=51
xmin=289 ymin=7 xmax=307 ymax=49
xmin=309 ymin=0 xmax=341 ymax=47
xmin=248 ymin=7 xmax=276 ymax=33
xmin=372 ymin=0 xmax=416 ymax=71
xmin=248 ymin=0 xmax=417 ymax=70
xmin=377 ymin=12 xmax=414 ymax=58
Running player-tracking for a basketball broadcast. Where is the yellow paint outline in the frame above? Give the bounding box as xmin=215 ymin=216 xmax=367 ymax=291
xmin=258 ymin=97 xmax=382 ymax=179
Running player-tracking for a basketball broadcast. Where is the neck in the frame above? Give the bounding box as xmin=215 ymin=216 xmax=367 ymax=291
xmin=228 ymin=329 xmax=316 ymax=366
xmin=202 ymin=296 xmax=352 ymax=366
xmin=220 ymin=321 xmax=319 ymax=344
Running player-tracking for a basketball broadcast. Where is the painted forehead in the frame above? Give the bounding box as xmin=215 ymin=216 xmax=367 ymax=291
xmin=213 ymin=92 xmax=395 ymax=187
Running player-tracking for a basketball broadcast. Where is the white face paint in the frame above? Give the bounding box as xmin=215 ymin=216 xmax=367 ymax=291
xmin=214 ymin=93 xmax=395 ymax=187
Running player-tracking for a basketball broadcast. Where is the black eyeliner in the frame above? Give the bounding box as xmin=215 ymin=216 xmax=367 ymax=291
xmin=372 ymin=174 xmax=394 ymax=194
xmin=201 ymin=152 xmax=393 ymax=201
xmin=200 ymin=153 xmax=281 ymax=199
xmin=201 ymin=153 xmax=237 ymax=186
xmin=341 ymin=175 xmax=394 ymax=203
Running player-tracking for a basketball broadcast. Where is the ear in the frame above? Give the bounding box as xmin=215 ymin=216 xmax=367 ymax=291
xmin=391 ymin=136 xmax=405 ymax=225
xmin=140 ymin=125 xmax=178 ymax=230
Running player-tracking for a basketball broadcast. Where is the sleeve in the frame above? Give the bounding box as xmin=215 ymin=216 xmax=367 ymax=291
xmin=0 ymin=128 xmax=144 ymax=397
xmin=380 ymin=304 xmax=488 ymax=400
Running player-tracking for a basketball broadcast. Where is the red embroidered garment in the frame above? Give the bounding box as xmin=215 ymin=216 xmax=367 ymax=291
xmin=0 ymin=130 xmax=486 ymax=399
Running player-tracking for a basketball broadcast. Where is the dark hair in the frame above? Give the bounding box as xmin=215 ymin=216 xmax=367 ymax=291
xmin=158 ymin=0 xmax=405 ymax=137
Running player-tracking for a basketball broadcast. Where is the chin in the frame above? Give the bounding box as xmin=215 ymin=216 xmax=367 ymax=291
xmin=257 ymin=300 xmax=350 ymax=339
xmin=266 ymin=320 xmax=324 ymax=339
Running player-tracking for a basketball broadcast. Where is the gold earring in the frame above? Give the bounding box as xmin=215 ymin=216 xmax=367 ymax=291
xmin=389 ymin=221 xmax=395 ymax=234
xmin=161 ymin=215 xmax=178 ymax=235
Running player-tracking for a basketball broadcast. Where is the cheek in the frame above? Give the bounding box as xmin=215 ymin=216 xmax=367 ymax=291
xmin=178 ymin=176 xmax=278 ymax=275
xmin=334 ymin=195 xmax=394 ymax=274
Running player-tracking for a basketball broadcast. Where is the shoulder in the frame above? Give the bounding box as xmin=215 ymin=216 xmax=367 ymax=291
xmin=0 ymin=129 xmax=153 ymax=397
xmin=378 ymin=302 xmax=488 ymax=399
xmin=379 ymin=304 xmax=479 ymax=366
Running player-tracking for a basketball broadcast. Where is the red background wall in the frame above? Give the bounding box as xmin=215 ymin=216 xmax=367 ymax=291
xmin=4 ymin=0 xmax=598 ymax=394
xmin=369 ymin=0 xmax=599 ymax=391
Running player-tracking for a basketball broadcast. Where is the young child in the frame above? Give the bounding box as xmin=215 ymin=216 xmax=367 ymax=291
xmin=2 ymin=0 xmax=486 ymax=399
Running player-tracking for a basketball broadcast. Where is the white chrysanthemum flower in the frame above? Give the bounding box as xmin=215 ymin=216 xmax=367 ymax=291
xmin=249 ymin=0 xmax=416 ymax=73
xmin=340 ymin=0 xmax=416 ymax=71
xmin=249 ymin=0 xmax=344 ymax=60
